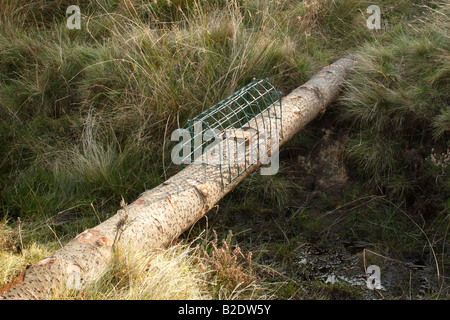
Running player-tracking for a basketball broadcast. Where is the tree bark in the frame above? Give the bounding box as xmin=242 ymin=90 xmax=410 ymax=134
xmin=0 ymin=54 xmax=356 ymax=300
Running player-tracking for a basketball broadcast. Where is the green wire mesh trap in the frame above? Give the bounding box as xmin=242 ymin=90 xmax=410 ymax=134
xmin=179 ymin=78 xmax=282 ymax=187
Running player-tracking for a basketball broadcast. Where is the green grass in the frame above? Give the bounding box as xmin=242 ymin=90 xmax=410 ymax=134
xmin=339 ymin=3 xmax=449 ymax=200
xmin=0 ymin=0 xmax=308 ymax=225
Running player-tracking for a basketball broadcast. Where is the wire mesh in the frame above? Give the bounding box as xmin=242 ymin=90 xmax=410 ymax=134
xmin=179 ymin=78 xmax=282 ymax=187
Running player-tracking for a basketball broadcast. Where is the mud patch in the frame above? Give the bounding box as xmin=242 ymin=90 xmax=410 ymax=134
xmin=294 ymin=241 xmax=446 ymax=299
xmin=292 ymin=128 xmax=350 ymax=195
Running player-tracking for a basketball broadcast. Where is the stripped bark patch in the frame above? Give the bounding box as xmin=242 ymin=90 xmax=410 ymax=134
xmin=294 ymin=107 xmax=303 ymax=118
xmin=316 ymin=69 xmax=334 ymax=78
xmin=167 ymin=195 xmax=176 ymax=209
xmin=299 ymin=84 xmax=323 ymax=100
xmin=133 ymin=199 xmax=146 ymax=206
xmin=75 ymin=229 xmax=101 ymax=242
xmin=289 ymin=96 xmax=304 ymax=118
xmin=0 ymin=273 xmax=25 ymax=297
xmin=196 ymin=184 xmax=208 ymax=197
xmin=187 ymin=179 xmax=209 ymax=197
xmin=75 ymin=229 xmax=112 ymax=248
xmin=95 ymin=237 xmax=113 ymax=247
xmin=36 ymin=256 xmax=56 ymax=267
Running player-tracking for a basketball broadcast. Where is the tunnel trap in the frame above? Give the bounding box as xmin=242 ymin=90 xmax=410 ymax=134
xmin=178 ymin=78 xmax=283 ymax=187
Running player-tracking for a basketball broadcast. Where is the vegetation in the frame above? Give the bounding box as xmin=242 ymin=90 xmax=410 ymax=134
xmin=0 ymin=0 xmax=448 ymax=299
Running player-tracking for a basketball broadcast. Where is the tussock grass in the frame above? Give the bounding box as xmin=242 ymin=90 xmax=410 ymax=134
xmin=0 ymin=217 xmax=269 ymax=300
xmin=54 ymin=242 xmax=212 ymax=300
xmin=339 ymin=3 xmax=449 ymax=197
xmin=50 ymin=232 xmax=270 ymax=300
xmin=0 ymin=218 xmax=55 ymax=288
xmin=235 ymin=172 xmax=303 ymax=211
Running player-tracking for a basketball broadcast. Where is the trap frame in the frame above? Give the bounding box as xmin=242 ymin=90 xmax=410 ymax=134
xmin=180 ymin=78 xmax=282 ymax=187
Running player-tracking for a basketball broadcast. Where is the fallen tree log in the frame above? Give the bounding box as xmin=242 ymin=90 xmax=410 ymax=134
xmin=0 ymin=54 xmax=356 ymax=299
